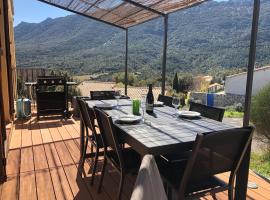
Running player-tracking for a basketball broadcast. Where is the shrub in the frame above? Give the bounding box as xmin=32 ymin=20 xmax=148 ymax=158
xmin=251 ymin=83 xmax=270 ymax=143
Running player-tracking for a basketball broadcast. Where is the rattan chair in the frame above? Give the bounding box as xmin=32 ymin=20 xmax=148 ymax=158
xmin=189 ymin=102 xmax=225 ymax=122
xmin=158 ymin=94 xmax=173 ymax=107
xmin=94 ymin=108 xmax=141 ymax=200
xmin=77 ymin=98 xmax=104 ymax=185
xmin=157 ymin=126 xmax=254 ymax=199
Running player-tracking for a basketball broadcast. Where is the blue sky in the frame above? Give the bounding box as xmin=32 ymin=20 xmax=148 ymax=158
xmin=14 ymin=0 xmax=228 ymax=26
xmin=14 ymin=0 xmax=70 ymax=26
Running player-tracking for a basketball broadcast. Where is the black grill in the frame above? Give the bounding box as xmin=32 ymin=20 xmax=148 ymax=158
xmin=36 ymin=76 xmax=69 ymax=119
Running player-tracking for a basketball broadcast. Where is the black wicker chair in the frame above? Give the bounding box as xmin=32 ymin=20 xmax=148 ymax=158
xmin=94 ymin=108 xmax=141 ymax=200
xmin=158 ymin=94 xmax=173 ymax=107
xmin=189 ymin=102 xmax=225 ymax=122
xmin=157 ymin=126 xmax=254 ymax=199
xmin=77 ymin=98 xmax=104 ymax=185
xmin=90 ymin=90 xmax=116 ymax=100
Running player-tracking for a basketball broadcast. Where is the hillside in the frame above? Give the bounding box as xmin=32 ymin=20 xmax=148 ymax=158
xmin=14 ymin=0 xmax=270 ymax=79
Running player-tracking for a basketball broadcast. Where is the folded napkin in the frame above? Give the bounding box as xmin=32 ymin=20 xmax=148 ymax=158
xmin=131 ymin=155 xmax=167 ymax=200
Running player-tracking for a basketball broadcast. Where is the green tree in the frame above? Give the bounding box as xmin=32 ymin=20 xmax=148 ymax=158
xmin=251 ymin=83 xmax=270 ymax=145
xmin=173 ymin=72 xmax=179 ymax=93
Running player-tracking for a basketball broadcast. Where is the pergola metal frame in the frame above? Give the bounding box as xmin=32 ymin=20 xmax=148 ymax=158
xmin=35 ymin=0 xmax=261 ymax=198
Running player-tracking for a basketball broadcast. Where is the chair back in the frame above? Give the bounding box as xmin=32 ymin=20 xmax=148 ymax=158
xmin=90 ymin=90 xmax=116 ymax=100
xmin=179 ymin=126 xmax=254 ymax=195
xmin=94 ymin=108 xmax=125 ymax=168
xmin=77 ymin=98 xmax=100 ymax=144
xmin=158 ymin=94 xmax=173 ymax=107
xmin=189 ymin=102 xmax=225 ymax=122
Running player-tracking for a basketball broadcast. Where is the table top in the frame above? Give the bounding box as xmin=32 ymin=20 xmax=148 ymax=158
xmin=86 ymin=99 xmax=235 ymax=155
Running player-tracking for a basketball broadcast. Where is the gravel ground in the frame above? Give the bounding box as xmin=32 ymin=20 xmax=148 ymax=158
xmin=223 ymin=117 xmax=268 ymax=153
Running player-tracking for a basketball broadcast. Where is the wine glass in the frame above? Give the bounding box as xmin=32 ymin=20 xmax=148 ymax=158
xmin=114 ymin=90 xmax=121 ymax=108
xmin=172 ymin=96 xmax=180 ymax=117
xmin=141 ymin=94 xmax=146 ymax=123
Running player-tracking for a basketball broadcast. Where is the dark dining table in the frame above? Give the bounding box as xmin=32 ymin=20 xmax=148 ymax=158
xmin=80 ymin=99 xmax=248 ymax=199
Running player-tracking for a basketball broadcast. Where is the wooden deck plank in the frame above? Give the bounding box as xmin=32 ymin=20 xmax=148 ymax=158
xmin=50 ymin=167 xmax=74 ymax=200
xmin=35 ymin=169 xmax=56 ymax=200
xmin=44 ymin=143 xmax=62 ymax=168
xmin=64 ymin=139 xmax=81 ymax=164
xmin=47 ymin=121 xmax=64 ymax=142
xmin=19 ymin=172 xmax=37 ymax=200
xmin=31 ymin=122 xmax=43 ymax=146
xmin=21 ymin=120 xmax=32 ymax=148
xmin=57 ymin=125 xmax=73 ymax=140
xmin=54 ymin=141 xmax=74 ymax=166
xmin=33 ymin=145 xmax=49 ymax=170
xmin=6 ymin=149 xmax=21 ymax=175
xmin=1 ymin=175 xmax=19 ymax=200
xmin=79 ymin=162 xmax=115 ymax=200
xmin=63 ymin=165 xmax=93 ymax=200
xmin=62 ymin=120 xmax=80 ymax=139
xmin=9 ymin=122 xmax=22 ymax=149
xmin=38 ymin=122 xmax=53 ymax=144
xmin=20 ymin=147 xmax=34 ymax=173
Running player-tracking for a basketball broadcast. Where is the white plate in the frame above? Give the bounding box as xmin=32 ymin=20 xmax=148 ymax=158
xmin=95 ymin=103 xmax=116 ymax=109
xmin=177 ymin=111 xmax=201 ymax=118
xmin=118 ymin=115 xmax=142 ymax=123
xmin=154 ymin=101 xmax=164 ymax=106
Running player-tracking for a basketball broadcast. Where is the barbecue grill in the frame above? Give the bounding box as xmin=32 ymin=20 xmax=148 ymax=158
xmin=35 ymin=76 xmax=71 ymax=119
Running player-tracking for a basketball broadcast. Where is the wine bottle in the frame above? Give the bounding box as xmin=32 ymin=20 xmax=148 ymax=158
xmin=146 ymin=84 xmax=154 ymax=113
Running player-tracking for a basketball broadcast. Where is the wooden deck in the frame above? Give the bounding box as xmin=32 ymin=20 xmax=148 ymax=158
xmin=1 ymin=115 xmax=270 ymax=200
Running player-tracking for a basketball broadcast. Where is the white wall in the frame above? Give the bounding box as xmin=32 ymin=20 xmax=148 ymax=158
xmin=225 ymin=67 xmax=270 ymax=96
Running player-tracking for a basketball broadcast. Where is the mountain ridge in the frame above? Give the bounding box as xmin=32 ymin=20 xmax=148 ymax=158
xmin=14 ymin=0 xmax=270 ymax=78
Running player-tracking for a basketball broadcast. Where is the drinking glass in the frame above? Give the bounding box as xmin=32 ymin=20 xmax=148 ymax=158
xmin=115 ymin=90 xmax=121 ymax=108
xmin=141 ymin=94 xmax=146 ymax=123
xmin=172 ymin=96 xmax=180 ymax=117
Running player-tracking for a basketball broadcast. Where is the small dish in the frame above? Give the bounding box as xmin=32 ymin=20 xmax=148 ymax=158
xmin=177 ymin=111 xmax=201 ymax=118
xmin=154 ymin=101 xmax=164 ymax=107
xmin=117 ymin=115 xmax=142 ymax=124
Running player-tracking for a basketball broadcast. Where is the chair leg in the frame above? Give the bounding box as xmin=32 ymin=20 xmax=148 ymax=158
xmin=90 ymin=148 xmax=99 ymax=185
xmin=117 ymin=171 xmax=125 ymax=200
xmin=98 ymin=156 xmax=107 ymax=193
xmin=228 ymin=185 xmax=234 ymax=200
xmin=80 ymin=137 xmax=89 ymax=169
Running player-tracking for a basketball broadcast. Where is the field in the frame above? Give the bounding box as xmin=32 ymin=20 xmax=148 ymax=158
xmin=77 ymin=81 xmax=162 ymax=100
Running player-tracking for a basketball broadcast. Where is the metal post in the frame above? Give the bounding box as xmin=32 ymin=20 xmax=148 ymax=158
xmin=124 ymin=29 xmax=128 ymax=95
xmin=161 ymin=15 xmax=168 ymax=95
xmin=243 ymin=0 xmax=260 ymax=127
xmin=235 ymin=0 xmax=260 ymax=199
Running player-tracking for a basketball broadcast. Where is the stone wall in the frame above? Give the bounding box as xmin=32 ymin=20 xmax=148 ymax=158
xmin=190 ymin=92 xmax=245 ymax=107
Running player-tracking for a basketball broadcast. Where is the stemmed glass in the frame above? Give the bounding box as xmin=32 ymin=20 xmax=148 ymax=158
xmin=141 ymin=94 xmax=146 ymax=123
xmin=172 ymin=96 xmax=180 ymax=117
xmin=114 ymin=90 xmax=121 ymax=108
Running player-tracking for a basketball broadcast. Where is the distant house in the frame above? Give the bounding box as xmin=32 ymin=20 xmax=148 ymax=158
xmin=208 ymin=83 xmax=224 ymax=93
xmin=225 ymin=66 xmax=270 ymax=96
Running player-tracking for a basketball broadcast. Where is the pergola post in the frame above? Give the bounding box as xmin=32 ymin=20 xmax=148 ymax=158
xmin=124 ymin=29 xmax=128 ymax=95
xmin=161 ymin=15 xmax=168 ymax=95
xmin=235 ymin=0 xmax=260 ymax=199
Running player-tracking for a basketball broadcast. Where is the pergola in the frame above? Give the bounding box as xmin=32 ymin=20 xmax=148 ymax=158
xmin=36 ymin=0 xmax=261 ymax=199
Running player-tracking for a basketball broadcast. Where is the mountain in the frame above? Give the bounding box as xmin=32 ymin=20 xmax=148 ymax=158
xmin=14 ymin=0 xmax=270 ymax=79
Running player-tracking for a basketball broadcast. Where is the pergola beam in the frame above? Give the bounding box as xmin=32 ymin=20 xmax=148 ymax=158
xmin=37 ymin=0 xmax=126 ymax=30
xmin=124 ymin=0 xmax=165 ymax=16
xmin=124 ymin=29 xmax=129 ymax=95
xmin=161 ymin=15 xmax=168 ymax=95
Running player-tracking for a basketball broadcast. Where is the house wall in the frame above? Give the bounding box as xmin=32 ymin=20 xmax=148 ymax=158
xmin=225 ymin=67 xmax=270 ymax=96
xmin=190 ymin=92 xmax=245 ymax=107
xmin=0 ymin=0 xmax=16 ymax=122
